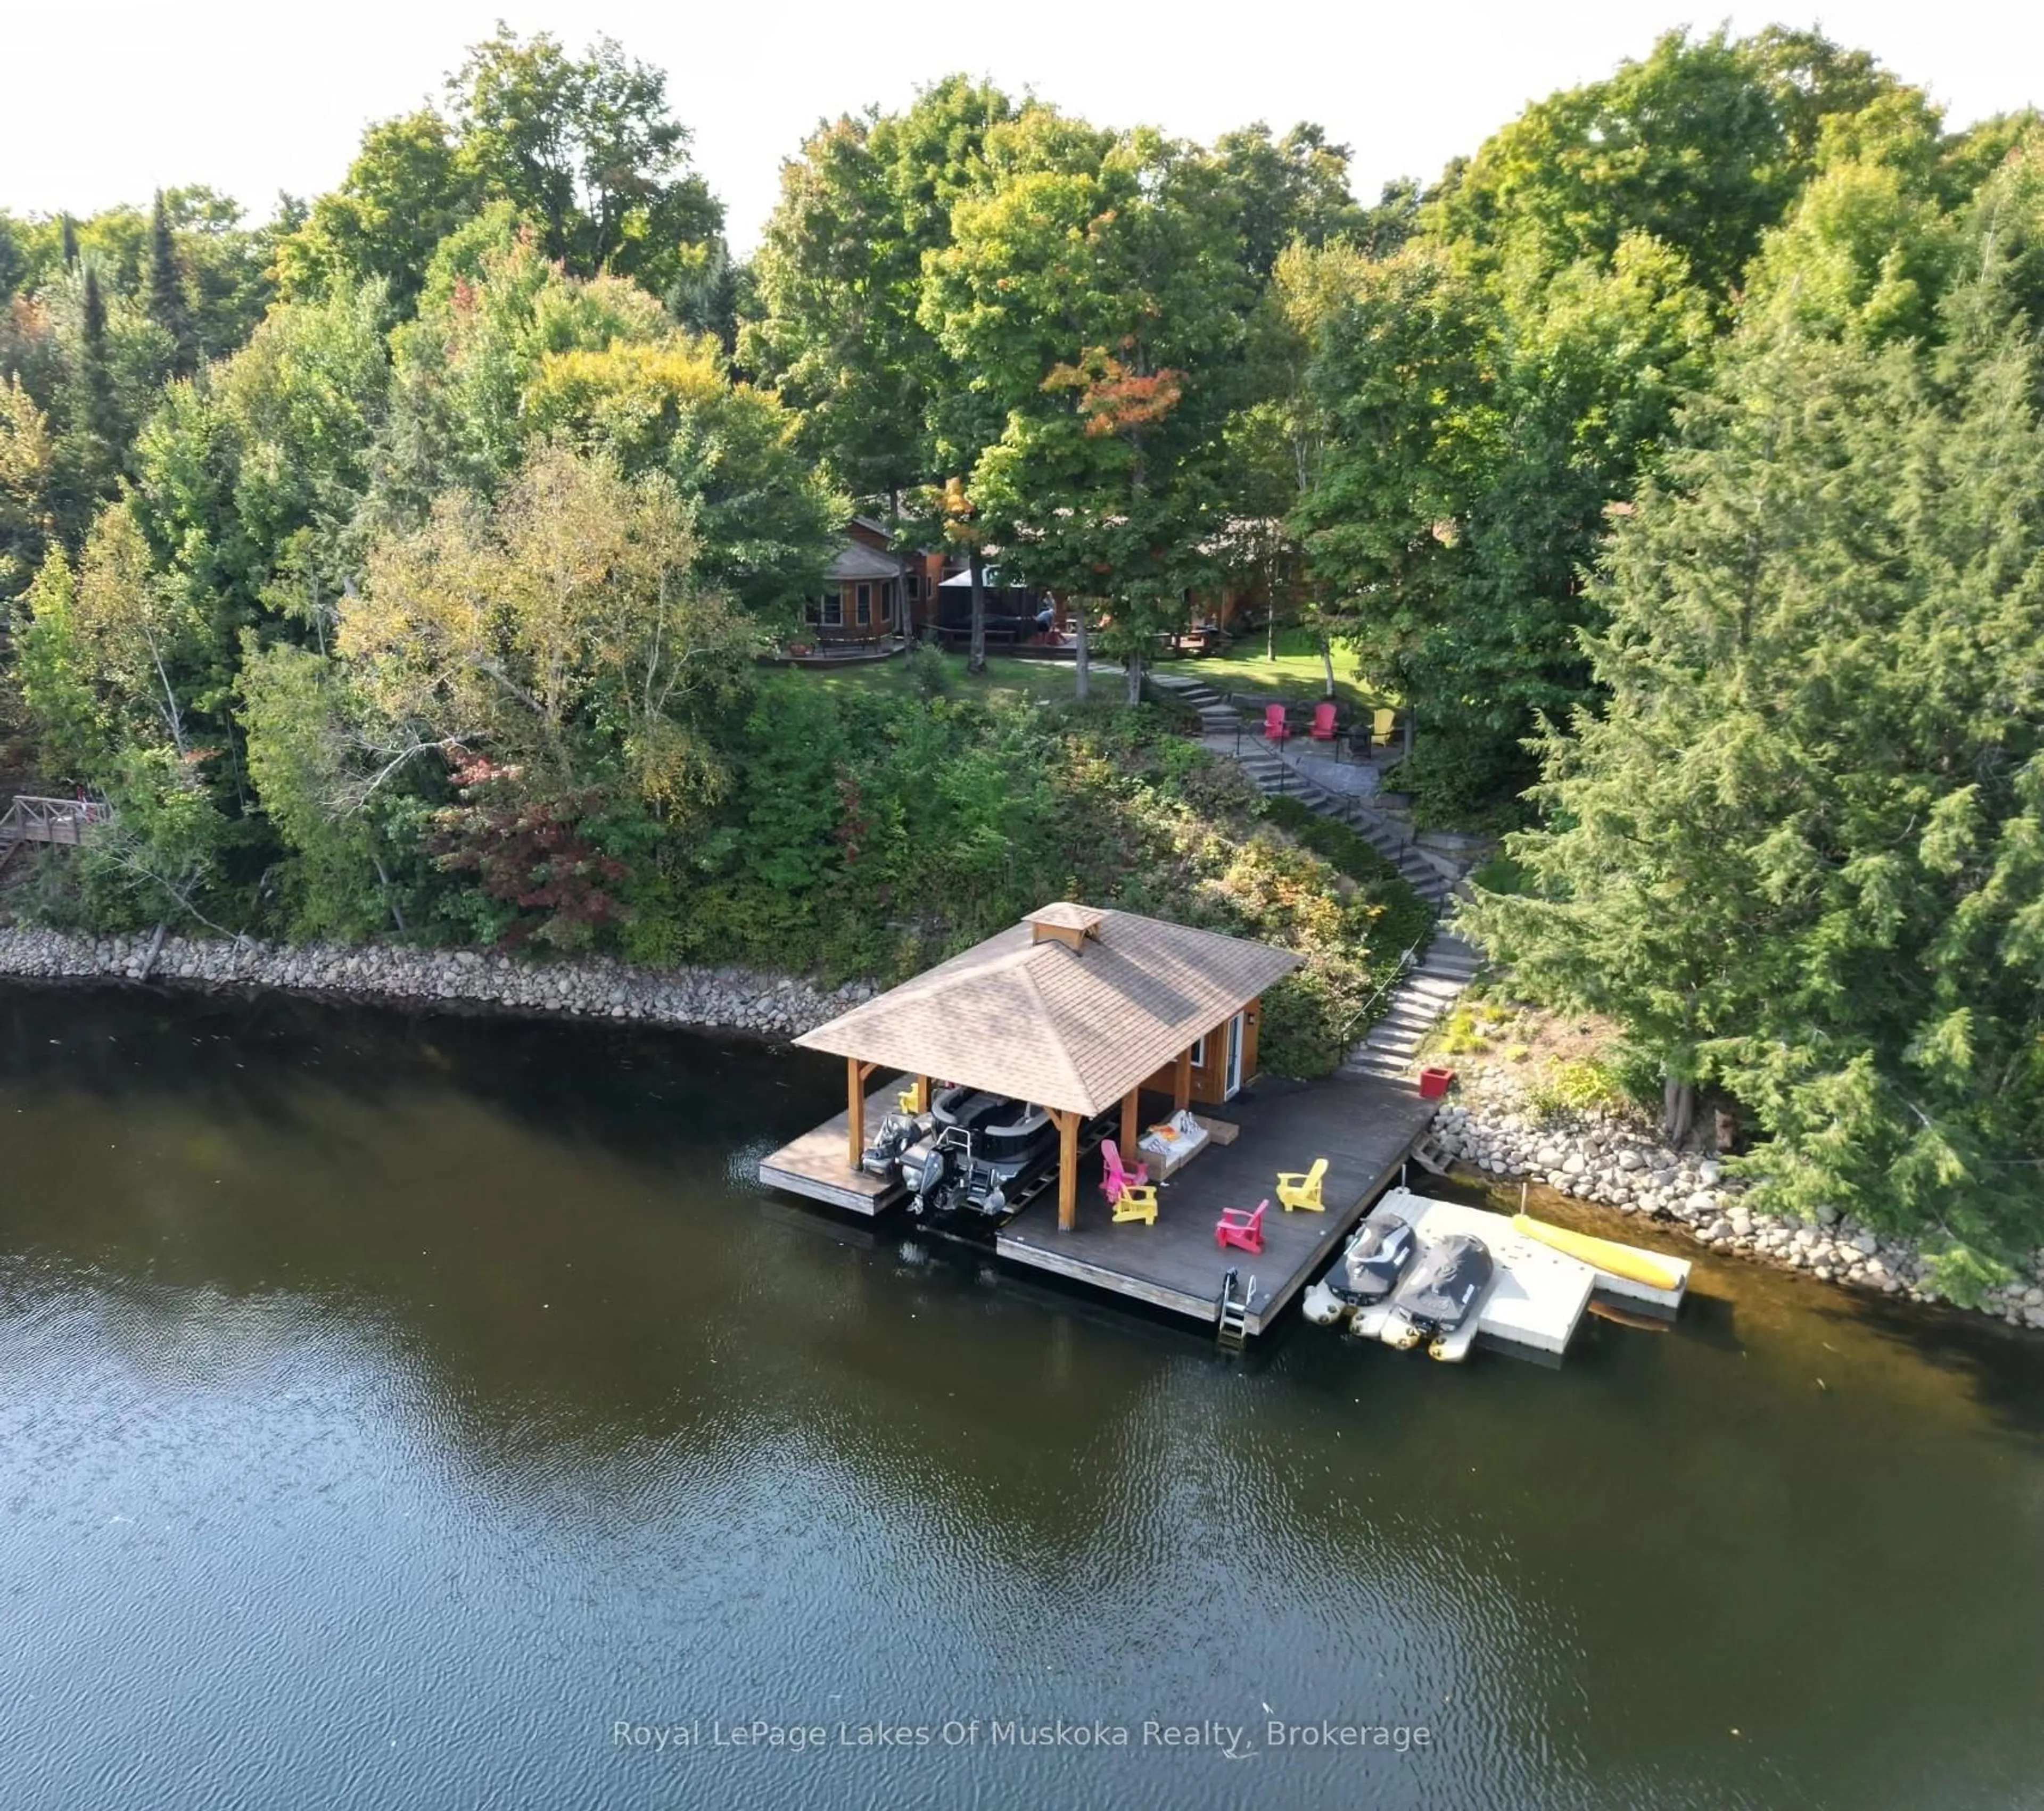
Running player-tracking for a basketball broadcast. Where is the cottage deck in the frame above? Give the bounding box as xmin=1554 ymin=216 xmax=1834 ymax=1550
xmin=757 ymin=1076 xmax=913 ymax=1216
xmin=995 ymin=1076 xmax=1437 ymax=1336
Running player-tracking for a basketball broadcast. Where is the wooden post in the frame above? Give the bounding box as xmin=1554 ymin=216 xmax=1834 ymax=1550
xmin=846 ymin=1059 xmax=876 ymax=1168
xmin=1120 ymin=1088 xmax=1139 ymax=1161
xmin=1174 ymin=1045 xmax=1194 ymax=1114
xmin=1052 ymin=1109 xmax=1080 ymax=1231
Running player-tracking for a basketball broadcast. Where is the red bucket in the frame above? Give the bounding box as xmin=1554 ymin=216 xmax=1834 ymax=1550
xmin=1418 ymin=1065 xmax=1456 ymax=1099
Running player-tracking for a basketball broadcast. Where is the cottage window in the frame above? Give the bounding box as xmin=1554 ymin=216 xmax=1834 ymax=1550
xmin=822 ymin=592 xmax=843 ymax=627
xmin=804 ymin=598 xmax=822 ymax=625
xmin=907 ymin=570 xmax=921 ymax=599
xmin=880 ymin=584 xmax=893 ymax=622
xmin=856 ymin=583 xmax=872 ymax=625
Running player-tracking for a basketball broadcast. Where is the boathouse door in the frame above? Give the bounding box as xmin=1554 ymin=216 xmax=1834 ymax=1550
xmin=1223 ymin=1012 xmax=1244 ymax=1099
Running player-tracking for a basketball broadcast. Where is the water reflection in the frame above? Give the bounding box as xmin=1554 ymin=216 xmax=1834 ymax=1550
xmin=0 ymin=980 xmax=2040 ymax=1811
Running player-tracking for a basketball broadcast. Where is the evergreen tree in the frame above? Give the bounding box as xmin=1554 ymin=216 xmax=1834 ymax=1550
xmin=1465 ymin=234 xmax=2044 ymax=1266
xmin=147 ymin=189 xmax=195 ymax=373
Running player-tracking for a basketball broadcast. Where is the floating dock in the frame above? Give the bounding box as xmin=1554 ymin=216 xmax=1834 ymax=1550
xmin=1325 ymin=1188 xmax=1691 ymax=1360
xmin=760 ymin=1073 xmax=1438 ymax=1337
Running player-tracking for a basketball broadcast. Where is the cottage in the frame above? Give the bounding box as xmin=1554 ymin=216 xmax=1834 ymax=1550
xmin=802 ymin=515 xmax=965 ymax=646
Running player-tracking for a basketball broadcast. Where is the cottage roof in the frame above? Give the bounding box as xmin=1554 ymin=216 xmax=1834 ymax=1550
xmin=794 ymin=905 xmax=1299 ymax=1117
xmin=826 ymin=541 xmax=903 ymax=582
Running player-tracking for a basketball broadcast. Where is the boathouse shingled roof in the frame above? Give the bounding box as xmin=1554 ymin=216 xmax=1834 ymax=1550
xmin=793 ymin=905 xmax=1300 ymax=1118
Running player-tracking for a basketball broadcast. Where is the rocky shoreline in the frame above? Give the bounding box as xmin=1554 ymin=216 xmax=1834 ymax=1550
xmin=5 ymin=919 xmax=2037 ymax=1328
xmin=0 ymin=923 xmax=875 ymax=1043
xmin=1429 ymin=1065 xmax=2044 ymax=1329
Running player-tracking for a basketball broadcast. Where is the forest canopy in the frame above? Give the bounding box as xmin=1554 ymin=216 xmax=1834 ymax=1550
xmin=1 ymin=24 xmax=2039 ymax=1262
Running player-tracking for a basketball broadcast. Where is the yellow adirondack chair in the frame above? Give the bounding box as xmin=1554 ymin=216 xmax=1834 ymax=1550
xmin=1372 ymin=707 xmax=1397 ymax=745
xmin=1111 ymin=1184 xmax=1160 ymax=1226
xmin=1276 ymin=1157 xmax=1329 ymax=1212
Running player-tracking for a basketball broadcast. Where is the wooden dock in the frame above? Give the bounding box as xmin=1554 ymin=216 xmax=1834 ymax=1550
xmin=996 ymin=1076 xmax=1437 ymax=1335
xmin=758 ymin=1068 xmax=1438 ymax=1337
xmin=757 ymin=1076 xmax=913 ymax=1215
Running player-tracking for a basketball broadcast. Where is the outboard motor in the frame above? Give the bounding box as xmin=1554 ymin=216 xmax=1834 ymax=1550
xmin=860 ymin=1110 xmax=924 ymax=1178
xmin=907 ymin=1136 xmax=963 ymax=1217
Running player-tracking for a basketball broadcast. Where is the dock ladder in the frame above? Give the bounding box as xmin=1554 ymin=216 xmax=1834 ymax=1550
xmin=1215 ymin=1268 xmax=1254 ymax=1353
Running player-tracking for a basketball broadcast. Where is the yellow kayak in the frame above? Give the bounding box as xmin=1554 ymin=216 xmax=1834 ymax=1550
xmin=1512 ymin=1213 xmax=1681 ymax=1292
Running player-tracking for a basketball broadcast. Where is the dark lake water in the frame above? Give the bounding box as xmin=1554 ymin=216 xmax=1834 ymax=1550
xmin=2 ymin=982 xmax=2040 ymax=1810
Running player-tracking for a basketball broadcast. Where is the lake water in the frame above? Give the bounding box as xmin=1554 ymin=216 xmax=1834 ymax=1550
xmin=2 ymin=982 xmax=2040 ymax=1810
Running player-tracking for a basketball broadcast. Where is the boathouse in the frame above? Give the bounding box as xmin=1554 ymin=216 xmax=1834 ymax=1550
xmin=790 ymin=903 xmax=1298 ymax=1230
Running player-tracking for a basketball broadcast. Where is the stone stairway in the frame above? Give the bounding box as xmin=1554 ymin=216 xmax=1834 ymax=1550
xmin=1340 ymin=932 xmax=1482 ymax=1080
xmin=1149 ymin=673 xmax=1449 ymax=905
xmin=1147 ymin=671 xmax=1481 ymax=1075
xmin=1229 ymin=742 xmax=1450 ymax=909
xmin=1149 ymin=671 xmax=1246 ymax=738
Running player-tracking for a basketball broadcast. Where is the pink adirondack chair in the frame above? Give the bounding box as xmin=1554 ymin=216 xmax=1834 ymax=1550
xmin=1100 ymin=1139 xmax=1149 ymax=1204
xmin=1309 ymin=700 xmax=1339 ymax=740
xmin=1216 ymin=1200 xmax=1267 ymax=1254
xmin=1263 ymin=702 xmax=1290 ymax=743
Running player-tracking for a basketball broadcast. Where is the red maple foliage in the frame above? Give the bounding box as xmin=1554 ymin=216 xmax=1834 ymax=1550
xmin=1045 ymin=346 xmax=1185 ymax=439
xmin=431 ymin=759 xmax=629 ymax=949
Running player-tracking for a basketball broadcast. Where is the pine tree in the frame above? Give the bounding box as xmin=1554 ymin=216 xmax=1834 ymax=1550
xmin=59 ymin=212 xmax=76 ymax=268
xmin=1465 ymin=259 xmax=2044 ymax=1266
xmin=147 ymin=189 xmax=194 ymax=373
xmin=50 ymin=264 xmax=126 ymax=547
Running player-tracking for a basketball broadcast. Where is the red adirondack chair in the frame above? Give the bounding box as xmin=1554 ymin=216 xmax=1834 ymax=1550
xmin=1216 ymin=1200 xmax=1267 ymax=1254
xmin=1309 ymin=700 xmax=1339 ymax=740
xmin=1100 ymin=1139 xmax=1149 ymax=1204
xmin=1263 ymin=702 xmax=1290 ymax=743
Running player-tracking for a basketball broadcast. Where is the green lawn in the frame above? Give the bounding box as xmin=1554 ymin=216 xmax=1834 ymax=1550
xmin=775 ymin=649 xmax=1107 ymax=710
xmin=1155 ymin=628 xmax=1388 ymax=710
xmin=779 ymin=632 xmax=1394 ymax=717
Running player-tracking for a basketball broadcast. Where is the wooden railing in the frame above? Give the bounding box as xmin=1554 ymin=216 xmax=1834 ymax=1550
xmin=0 ymin=795 xmax=113 ymax=851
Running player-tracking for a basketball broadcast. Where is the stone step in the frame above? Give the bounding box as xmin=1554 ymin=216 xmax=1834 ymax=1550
xmin=1364 ymin=1021 xmax=1428 ymax=1046
xmin=1417 ymin=959 xmax=1480 ymax=982
xmin=1343 ymin=1055 xmax=1412 ymax=1079
xmin=1373 ymin=1011 xmax=1439 ymax=1037
xmin=1406 ymin=979 xmax=1470 ymax=1002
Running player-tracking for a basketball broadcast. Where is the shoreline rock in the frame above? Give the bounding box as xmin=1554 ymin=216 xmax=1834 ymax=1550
xmin=0 ymin=923 xmax=869 ymax=1044
xmin=1429 ymin=1064 xmax=2044 ymax=1332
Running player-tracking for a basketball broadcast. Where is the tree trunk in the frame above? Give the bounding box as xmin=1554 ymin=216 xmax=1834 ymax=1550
xmin=1125 ymin=640 xmax=1145 ymax=708
xmin=1318 ymin=631 xmax=1336 ymax=699
xmin=1074 ymin=607 xmax=1090 ymax=702
xmin=967 ymin=549 xmax=987 ymax=676
xmin=1663 ymin=1075 xmax=1695 ymax=1148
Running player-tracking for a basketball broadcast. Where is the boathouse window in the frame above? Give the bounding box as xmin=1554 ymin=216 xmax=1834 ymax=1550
xmin=856 ymin=583 xmax=872 ymax=625
xmin=822 ymin=592 xmax=843 ymax=627
xmin=1188 ymin=1033 xmax=1207 ymax=1069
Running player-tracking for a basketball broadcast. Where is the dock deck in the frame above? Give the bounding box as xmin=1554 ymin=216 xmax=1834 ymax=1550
xmin=757 ymin=1069 xmax=1438 ymax=1337
xmin=757 ymin=1077 xmax=912 ymax=1216
xmin=995 ymin=1076 xmax=1437 ymax=1335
